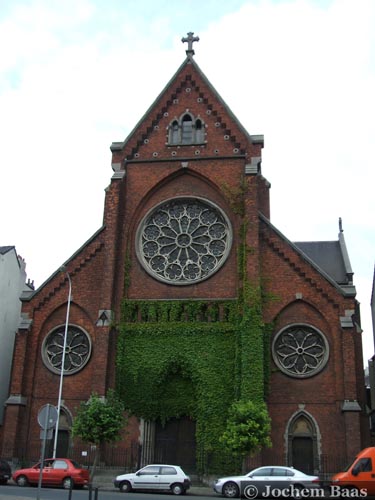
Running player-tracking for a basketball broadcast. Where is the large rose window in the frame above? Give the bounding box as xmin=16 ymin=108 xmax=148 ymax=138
xmin=272 ymin=324 xmax=329 ymax=378
xmin=136 ymin=197 xmax=232 ymax=285
xmin=42 ymin=325 xmax=92 ymax=375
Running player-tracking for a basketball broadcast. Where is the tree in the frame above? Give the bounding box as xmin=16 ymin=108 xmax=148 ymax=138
xmin=72 ymin=389 xmax=126 ymax=479
xmin=220 ymin=400 xmax=271 ymax=464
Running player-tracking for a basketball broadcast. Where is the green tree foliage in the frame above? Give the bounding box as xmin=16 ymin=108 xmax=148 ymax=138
xmin=220 ymin=400 xmax=272 ymax=457
xmin=72 ymin=389 xmax=126 ymax=478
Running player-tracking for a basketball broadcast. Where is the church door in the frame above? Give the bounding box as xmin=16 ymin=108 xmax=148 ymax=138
xmin=47 ymin=410 xmax=71 ymax=458
xmin=292 ymin=436 xmax=314 ymax=474
xmin=288 ymin=413 xmax=318 ymax=474
xmin=155 ymin=417 xmax=196 ymax=473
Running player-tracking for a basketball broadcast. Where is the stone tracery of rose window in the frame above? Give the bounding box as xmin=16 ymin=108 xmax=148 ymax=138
xmin=42 ymin=325 xmax=92 ymax=375
xmin=272 ymin=324 xmax=329 ymax=378
xmin=136 ymin=197 xmax=232 ymax=285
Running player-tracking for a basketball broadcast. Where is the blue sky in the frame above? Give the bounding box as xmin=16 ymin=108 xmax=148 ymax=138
xmin=1 ymin=0 xmax=374 ymax=363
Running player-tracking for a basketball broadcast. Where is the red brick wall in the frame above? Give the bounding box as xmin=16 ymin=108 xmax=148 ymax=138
xmin=260 ymin=219 xmax=368 ymax=462
xmin=1 ymin=56 xmax=368 ymax=470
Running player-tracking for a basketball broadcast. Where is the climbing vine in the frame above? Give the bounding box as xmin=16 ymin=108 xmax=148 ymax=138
xmin=116 ymin=299 xmax=271 ymax=473
xmin=116 ymin=315 xmax=238 ymax=473
xmin=115 ymin=176 xmax=274 ymax=474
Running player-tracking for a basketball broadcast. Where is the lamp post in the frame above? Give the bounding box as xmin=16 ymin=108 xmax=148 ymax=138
xmin=52 ymin=266 xmax=72 ymax=459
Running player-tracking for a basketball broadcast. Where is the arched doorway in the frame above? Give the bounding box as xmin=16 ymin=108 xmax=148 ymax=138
xmin=287 ymin=412 xmax=320 ymax=474
xmin=47 ymin=408 xmax=72 ymax=457
xmin=155 ymin=416 xmax=196 ymax=473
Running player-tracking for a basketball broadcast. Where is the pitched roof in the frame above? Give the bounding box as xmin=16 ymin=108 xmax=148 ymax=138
xmin=260 ymin=213 xmax=356 ymax=297
xmin=110 ymin=55 xmax=263 ymax=155
xmin=294 ymin=241 xmax=348 ymax=284
xmin=0 ymin=246 xmax=15 ymax=255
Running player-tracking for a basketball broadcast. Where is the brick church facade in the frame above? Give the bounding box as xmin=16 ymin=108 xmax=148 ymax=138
xmin=1 ymin=36 xmax=369 ymax=474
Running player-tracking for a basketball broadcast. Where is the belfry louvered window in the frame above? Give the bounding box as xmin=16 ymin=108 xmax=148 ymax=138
xmin=170 ymin=120 xmax=179 ymax=144
xmin=181 ymin=114 xmax=193 ymax=143
xmin=168 ymin=112 xmax=205 ymax=145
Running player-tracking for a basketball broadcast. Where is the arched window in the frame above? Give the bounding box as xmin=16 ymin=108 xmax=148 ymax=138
xmin=195 ymin=119 xmax=204 ymax=143
xmin=181 ymin=114 xmax=193 ymax=144
xmin=169 ymin=120 xmax=179 ymax=144
xmin=167 ymin=113 xmax=205 ymax=145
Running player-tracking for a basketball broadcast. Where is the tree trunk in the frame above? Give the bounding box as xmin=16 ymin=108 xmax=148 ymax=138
xmin=90 ymin=444 xmax=101 ymax=482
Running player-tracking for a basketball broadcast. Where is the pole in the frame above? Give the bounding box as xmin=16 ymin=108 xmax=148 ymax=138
xmin=52 ymin=267 xmax=72 ymax=459
xmin=37 ymin=405 xmax=50 ymax=500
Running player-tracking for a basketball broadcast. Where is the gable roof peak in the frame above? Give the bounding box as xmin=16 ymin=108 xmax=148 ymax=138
xmin=110 ymin=34 xmax=264 ymax=160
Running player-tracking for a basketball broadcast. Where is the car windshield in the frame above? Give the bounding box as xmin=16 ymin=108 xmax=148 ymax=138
xmin=342 ymin=459 xmax=356 ymax=472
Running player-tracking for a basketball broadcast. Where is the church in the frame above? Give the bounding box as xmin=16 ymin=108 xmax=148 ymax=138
xmin=1 ymin=33 xmax=368 ymax=476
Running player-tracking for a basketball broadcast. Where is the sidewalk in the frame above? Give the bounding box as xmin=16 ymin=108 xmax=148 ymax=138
xmin=0 ymin=483 xmax=214 ymax=498
xmin=90 ymin=471 xmax=215 ymax=495
xmin=90 ymin=481 xmax=214 ymax=496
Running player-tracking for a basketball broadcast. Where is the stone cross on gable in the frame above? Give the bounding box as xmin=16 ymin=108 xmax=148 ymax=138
xmin=182 ymin=32 xmax=199 ymax=56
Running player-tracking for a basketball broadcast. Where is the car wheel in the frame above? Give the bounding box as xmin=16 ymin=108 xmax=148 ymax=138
xmin=62 ymin=477 xmax=74 ymax=489
xmin=171 ymin=483 xmax=185 ymax=495
xmin=16 ymin=475 xmax=29 ymax=487
xmin=0 ymin=479 xmax=8 ymax=485
xmin=222 ymin=481 xmax=240 ymax=498
xmin=120 ymin=480 xmax=132 ymax=492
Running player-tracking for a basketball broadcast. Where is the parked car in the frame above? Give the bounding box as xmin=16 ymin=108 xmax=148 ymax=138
xmin=114 ymin=464 xmax=191 ymax=495
xmin=214 ymin=466 xmax=320 ymax=498
xmin=12 ymin=458 xmax=89 ymax=489
xmin=0 ymin=459 xmax=11 ymax=484
xmin=331 ymin=447 xmax=375 ymax=496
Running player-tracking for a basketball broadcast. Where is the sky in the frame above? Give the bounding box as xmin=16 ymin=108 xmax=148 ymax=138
xmin=1 ymin=0 xmax=374 ymax=364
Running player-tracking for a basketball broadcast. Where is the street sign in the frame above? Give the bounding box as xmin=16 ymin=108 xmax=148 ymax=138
xmin=37 ymin=404 xmax=58 ymax=430
xmin=39 ymin=429 xmax=53 ymax=439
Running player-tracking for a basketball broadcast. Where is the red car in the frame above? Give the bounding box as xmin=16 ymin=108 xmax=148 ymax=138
xmin=13 ymin=458 xmax=89 ymax=489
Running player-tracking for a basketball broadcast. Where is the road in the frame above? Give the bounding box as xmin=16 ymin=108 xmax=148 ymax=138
xmin=0 ymin=485 xmax=213 ymax=500
xmin=3 ymin=485 xmax=375 ymax=500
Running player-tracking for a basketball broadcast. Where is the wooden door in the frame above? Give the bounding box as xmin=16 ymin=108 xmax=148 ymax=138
xmin=155 ymin=417 xmax=196 ymax=472
xmin=292 ymin=437 xmax=314 ymax=474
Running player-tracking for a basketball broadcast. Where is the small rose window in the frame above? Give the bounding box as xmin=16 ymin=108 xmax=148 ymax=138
xmin=42 ymin=324 xmax=92 ymax=375
xmin=272 ymin=324 xmax=329 ymax=378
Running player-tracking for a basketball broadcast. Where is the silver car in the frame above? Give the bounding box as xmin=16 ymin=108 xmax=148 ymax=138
xmin=214 ymin=466 xmax=320 ymax=498
xmin=114 ymin=464 xmax=191 ymax=495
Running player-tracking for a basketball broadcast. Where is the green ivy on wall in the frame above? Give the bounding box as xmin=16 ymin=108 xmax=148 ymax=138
xmin=115 ymin=179 xmax=274 ymax=474
xmin=116 ymin=296 xmax=271 ymax=474
xmin=116 ymin=302 xmax=240 ymax=473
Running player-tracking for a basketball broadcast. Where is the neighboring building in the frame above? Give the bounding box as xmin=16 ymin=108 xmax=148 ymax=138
xmin=367 ymin=266 xmax=375 ymax=436
xmin=0 ymin=247 xmax=33 ymax=429
xmin=372 ymin=265 xmax=375 ymax=351
xmin=1 ymin=36 xmax=369 ymax=474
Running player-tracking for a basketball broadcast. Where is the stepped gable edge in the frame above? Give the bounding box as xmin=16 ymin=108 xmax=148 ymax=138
xmin=21 ymin=226 xmax=106 ymax=311
xmin=110 ymin=56 xmax=263 ymax=163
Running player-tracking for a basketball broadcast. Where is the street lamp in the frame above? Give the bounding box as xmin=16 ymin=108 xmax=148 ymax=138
xmin=52 ymin=266 xmax=72 ymax=459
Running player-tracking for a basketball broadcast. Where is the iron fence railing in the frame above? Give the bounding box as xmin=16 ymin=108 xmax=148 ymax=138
xmin=3 ymin=440 xmax=348 ymax=478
